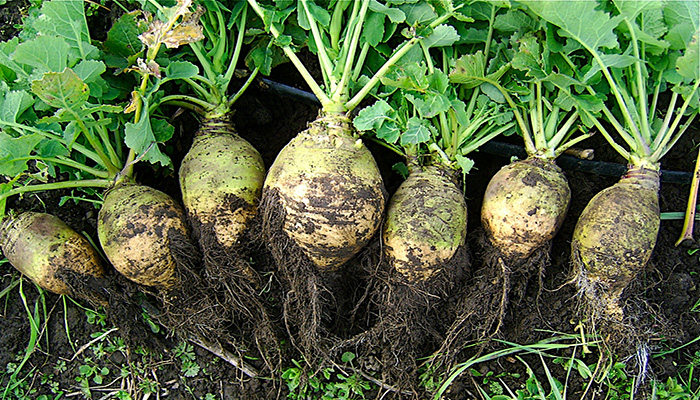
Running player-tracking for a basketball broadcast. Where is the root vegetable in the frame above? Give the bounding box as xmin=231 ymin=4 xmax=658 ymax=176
xmin=383 ymin=166 xmax=467 ymax=282
xmin=179 ymin=116 xmax=265 ymax=251
xmin=98 ymin=183 xmax=191 ymax=290
xmin=263 ymin=113 xmax=386 ymax=269
xmin=572 ymin=167 xmax=660 ymax=320
xmin=1 ymin=212 xmax=105 ymax=295
xmin=481 ymin=158 xmax=570 ymax=261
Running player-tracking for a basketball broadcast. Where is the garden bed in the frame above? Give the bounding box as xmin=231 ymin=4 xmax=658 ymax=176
xmin=1 ymin=1 xmax=700 ymax=399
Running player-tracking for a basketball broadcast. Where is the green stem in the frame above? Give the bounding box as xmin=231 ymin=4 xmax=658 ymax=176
xmin=227 ymin=68 xmax=259 ymax=109
xmin=461 ymin=122 xmax=516 ymax=156
xmin=1 ymin=121 xmax=105 ymax=168
xmin=332 ymin=0 xmax=369 ymax=104
xmin=95 ymin=114 xmax=122 ymax=169
xmin=190 ymin=42 xmax=219 ymax=87
xmin=345 ymin=10 xmax=454 ymax=111
xmin=650 ymin=81 xmax=700 ymax=162
xmin=222 ymin=5 xmax=249 ymax=91
xmin=158 ymin=94 xmax=216 ymax=114
xmin=554 ymin=128 xmax=594 ymax=158
xmin=0 ymin=179 xmax=112 ymax=203
xmin=547 ymin=110 xmax=579 ymax=151
xmin=71 ymin=115 xmax=119 ymax=176
xmin=624 ymin=18 xmax=651 ymax=144
xmin=8 ymin=156 xmax=110 ymax=178
xmin=676 ymin=145 xmax=700 ymax=246
xmin=247 ymin=0 xmax=331 ymax=105
xmin=651 ymin=90 xmax=679 ymax=150
xmin=351 ymin=43 xmax=371 ymax=82
xmin=301 ymin=0 xmax=336 ymax=90
xmin=590 ymin=49 xmax=647 ymax=155
xmin=345 ymin=37 xmax=419 ymax=112
xmin=579 ymin=107 xmax=632 ymax=161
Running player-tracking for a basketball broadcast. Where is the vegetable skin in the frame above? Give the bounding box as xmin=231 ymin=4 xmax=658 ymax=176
xmin=1 ymin=212 xmax=105 ymax=295
xmin=384 ymin=166 xmax=467 ymax=282
xmin=98 ymin=183 xmax=190 ymax=290
xmin=179 ymin=118 xmax=265 ymax=250
xmin=481 ymin=158 xmax=570 ymax=260
xmin=572 ymin=166 xmax=660 ymax=320
xmin=263 ymin=113 xmax=386 ymax=270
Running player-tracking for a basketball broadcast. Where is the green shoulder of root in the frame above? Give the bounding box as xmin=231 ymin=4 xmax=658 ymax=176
xmin=523 ymin=0 xmax=699 ymax=325
xmin=0 ymin=0 xmax=202 ymax=294
xmin=247 ymin=0 xmax=457 ymax=270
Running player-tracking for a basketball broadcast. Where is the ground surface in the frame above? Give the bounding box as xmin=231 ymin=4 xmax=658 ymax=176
xmin=1 ymin=1 xmax=700 ymax=399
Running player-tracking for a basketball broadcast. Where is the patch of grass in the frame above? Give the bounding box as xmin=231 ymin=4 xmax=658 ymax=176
xmin=282 ymin=352 xmax=373 ymax=400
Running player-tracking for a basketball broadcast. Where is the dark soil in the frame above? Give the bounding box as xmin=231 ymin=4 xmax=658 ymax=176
xmin=2 ymin=2 xmax=700 ymax=400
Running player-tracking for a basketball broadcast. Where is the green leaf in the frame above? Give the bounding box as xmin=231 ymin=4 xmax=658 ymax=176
xmin=124 ymin=106 xmax=171 ymax=167
xmin=376 ymin=120 xmax=401 ymax=143
xmin=422 ymin=24 xmax=459 ymax=48
xmin=31 ymin=68 xmax=89 ymax=112
xmin=363 ymin=12 xmax=385 ymax=47
xmin=72 ymin=60 xmax=106 ymax=84
xmin=0 ymin=131 xmax=43 ymax=176
xmin=521 ymin=0 xmax=623 ymax=52
xmin=676 ymin=32 xmax=699 ymax=80
xmin=582 ymin=54 xmax=640 ymax=82
xmin=341 ymin=352 xmax=356 ymax=363
xmin=400 ymin=116 xmax=432 ymax=145
xmin=455 ymin=153 xmax=474 ymax=174
xmin=246 ymin=42 xmax=274 ymax=76
xmin=449 ymin=52 xmax=487 ymax=88
xmin=480 ymin=82 xmax=505 ymax=103
xmin=494 ymin=9 xmax=535 ymax=33
xmin=150 ymin=117 xmax=175 ymax=142
xmin=399 ymin=1 xmax=436 ymax=26
xmin=354 ymin=100 xmax=395 ymax=131
xmin=0 ymin=90 xmax=34 ymax=125
xmin=13 ymin=36 xmax=71 ymax=73
xmin=664 ymin=0 xmax=699 ymax=50
xmin=103 ymin=11 xmax=146 ymax=68
xmin=369 ymin=0 xmax=406 ymax=24
xmin=405 ymin=92 xmax=451 ymax=118
xmin=164 ymin=61 xmax=199 ymax=80
xmin=0 ymin=38 xmax=29 ymax=81
xmin=297 ymin=0 xmax=331 ymax=30
xmin=33 ymin=0 xmax=97 ymax=59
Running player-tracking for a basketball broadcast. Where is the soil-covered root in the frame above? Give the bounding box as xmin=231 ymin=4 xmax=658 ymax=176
xmin=178 ymin=120 xmax=279 ymax=369
xmin=258 ymin=112 xmax=386 ymax=365
xmin=261 ymin=112 xmax=387 ymax=270
xmin=336 ymin=162 xmax=470 ymax=391
xmin=336 ymin=245 xmax=468 ymax=393
xmin=0 ymin=212 xmax=105 ymax=296
xmin=571 ymin=166 xmax=661 ymax=359
xmin=179 ymin=116 xmax=265 ymax=253
xmin=260 ymin=194 xmax=379 ymax=368
xmin=442 ymin=157 xmax=569 ymax=352
xmin=481 ymin=157 xmax=570 ymax=261
xmin=383 ymin=165 xmax=467 ymax=283
xmin=432 ymin=238 xmax=549 ymax=369
xmin=98 ymin=183 xmax=194 ymax=290
xmin=97 ymin=183 xmax=230 ymax=342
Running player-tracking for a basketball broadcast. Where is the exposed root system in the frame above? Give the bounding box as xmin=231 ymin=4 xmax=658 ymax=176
xmin=433 ymin=232 xmax=550 ymax=370
xmin=190 ymin=217 xmax=281 ymax=373
xmin=337 ymin=244 xmax=469 ymax=392
xmin=260 ymin=187 xmax=370 ymax=366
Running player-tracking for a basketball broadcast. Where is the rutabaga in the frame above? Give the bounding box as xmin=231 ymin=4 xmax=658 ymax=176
xmin=523 ymin=0 xmax=699 ymax=358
